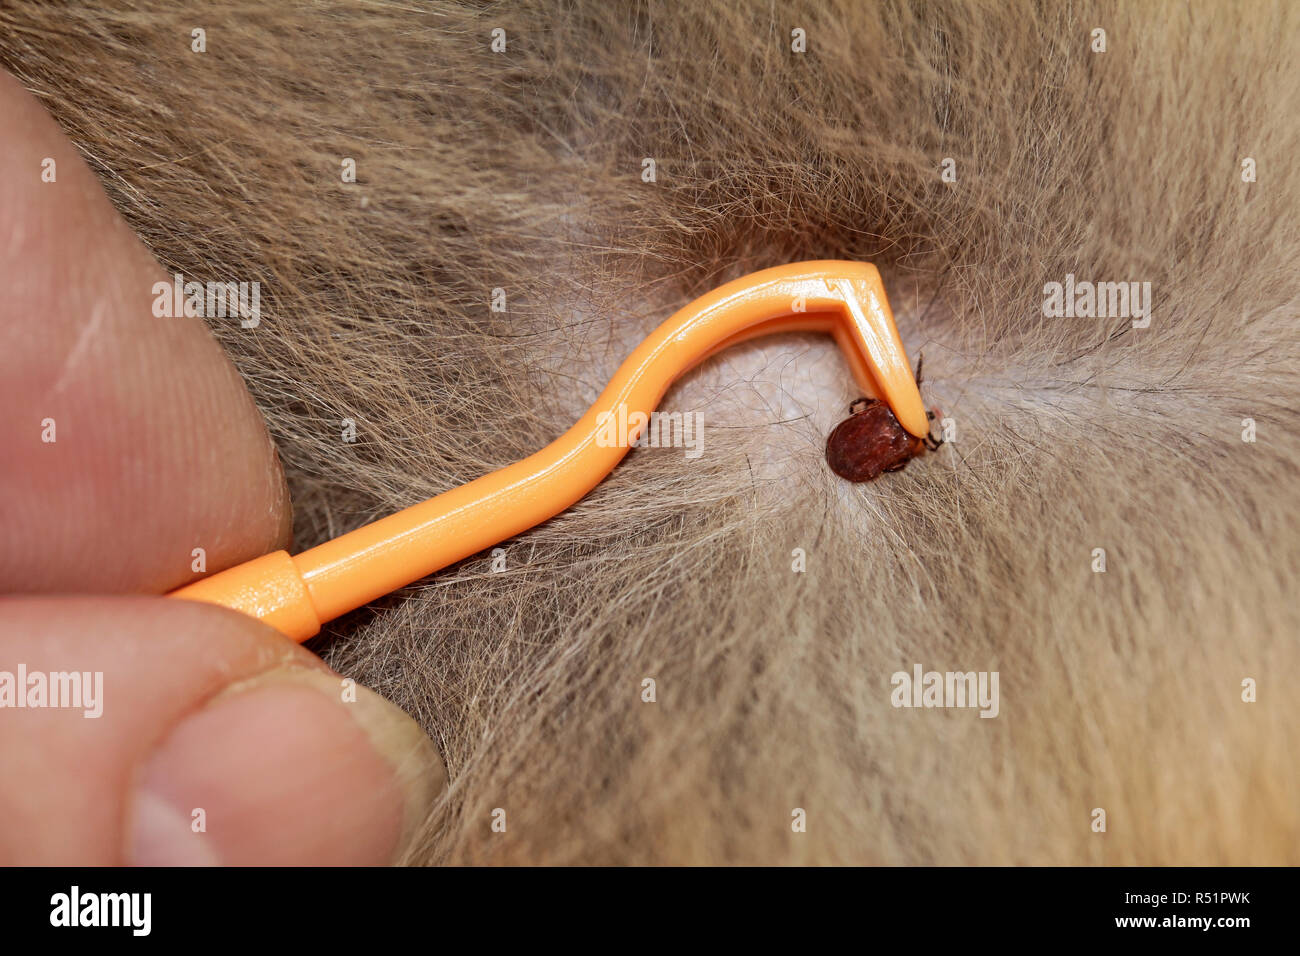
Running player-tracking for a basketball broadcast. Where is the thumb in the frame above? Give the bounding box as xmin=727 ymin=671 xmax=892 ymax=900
xmin=0 ymin=596 xmax=445 ymax=865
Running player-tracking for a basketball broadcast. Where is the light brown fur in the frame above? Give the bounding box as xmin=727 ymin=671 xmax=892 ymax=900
xmin=3 ymin=0 xmax=1297 ymax=864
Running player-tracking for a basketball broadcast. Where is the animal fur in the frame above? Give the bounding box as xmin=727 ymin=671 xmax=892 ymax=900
xmin=2 ymin=0 xmax=1296 ymax=864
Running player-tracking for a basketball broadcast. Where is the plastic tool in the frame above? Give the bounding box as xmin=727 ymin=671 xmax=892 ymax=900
xmin=170 ymin=260 xmax=927 ymax=641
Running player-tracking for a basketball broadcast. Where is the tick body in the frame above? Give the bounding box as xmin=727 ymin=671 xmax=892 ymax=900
xmin=825 ymin=398 xmax=925 ymax=481
xmin=826 ymin=354 xmax=944 ymax=483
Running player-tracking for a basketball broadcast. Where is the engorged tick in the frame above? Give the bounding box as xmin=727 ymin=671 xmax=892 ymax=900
xmin=825 ymin=357 xmax=943 ymax=482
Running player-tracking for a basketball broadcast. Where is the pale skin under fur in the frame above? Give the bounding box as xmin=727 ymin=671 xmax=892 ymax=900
xmin=1 ymin=0 xmax=1296 ymax=864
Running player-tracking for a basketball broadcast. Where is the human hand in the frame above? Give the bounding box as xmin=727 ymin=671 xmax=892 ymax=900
xmin=0 ymin=70 xmax=445 ymax=866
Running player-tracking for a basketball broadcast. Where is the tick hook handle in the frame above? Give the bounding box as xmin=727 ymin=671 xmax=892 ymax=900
xmin=170 ymin=261 xmax=926 ymax=641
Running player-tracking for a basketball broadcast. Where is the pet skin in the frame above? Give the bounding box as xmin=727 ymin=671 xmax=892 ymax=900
xmin=1 ymin=0 xmax=1296 ymax=865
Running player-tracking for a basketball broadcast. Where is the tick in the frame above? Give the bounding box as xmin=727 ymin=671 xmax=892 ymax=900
xmin=826 ymin=359 xmax=943 ymax=482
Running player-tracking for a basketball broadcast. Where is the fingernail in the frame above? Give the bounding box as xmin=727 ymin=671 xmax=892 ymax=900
xmin=127 ymin=668 xmax=445 ymax=865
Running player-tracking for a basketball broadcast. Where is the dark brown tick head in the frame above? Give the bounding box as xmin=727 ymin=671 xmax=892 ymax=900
xmin=825 ymin=357 xmax=944 ymax=483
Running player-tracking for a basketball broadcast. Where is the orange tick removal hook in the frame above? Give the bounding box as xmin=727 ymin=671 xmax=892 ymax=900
xmin=169 ymin=261 xmax=927 ymax=641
